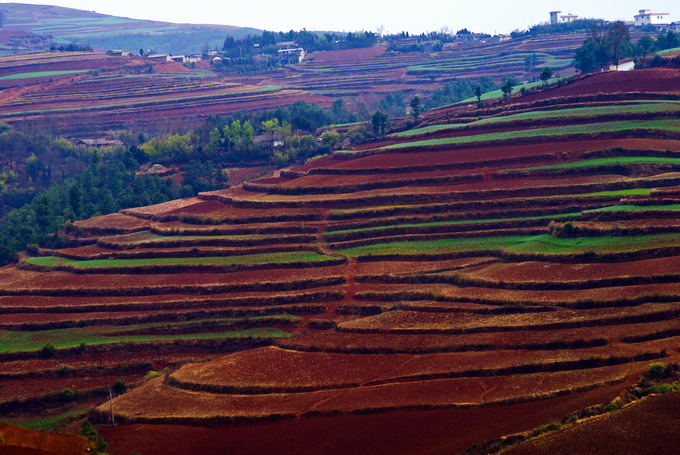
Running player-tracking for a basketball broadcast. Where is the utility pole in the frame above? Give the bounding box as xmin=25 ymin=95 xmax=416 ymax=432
xmin=109 ymin=389 xmax=115 ymax=425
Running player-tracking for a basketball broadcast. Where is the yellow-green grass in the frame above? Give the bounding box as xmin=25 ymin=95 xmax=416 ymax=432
xmin=0 ymin=326 xmax=290 ymax=353
xmin=506 ymin=156 xmax=680 ymax=172
xmin=589 ymin=204 xmax=680 ymax=212
xmin=396 ymin=102 xmax=680 ymax=137
xmin=26 ymin=251 xmax=334 ymax=269
xmin=327 ymin=212 xmax=580 ymax=234
xmin=658 ymin=47 xmax=680 ymax=55
xmin=1 ymin=408 xmax=88 ymax=432
xmin=362 ymin=120 xmax=680 ymax=152
xmin=0 ymin=69 xmax=90 ymax=80
xmin=336 ymin=233 xmax=680 ymax=257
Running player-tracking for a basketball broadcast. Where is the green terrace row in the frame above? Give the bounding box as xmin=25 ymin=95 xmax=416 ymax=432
xmin=359 ymin=120 xmax=680 ymax=152
xmin=0 ymin=324 xmax=293 ymax=353
xmin=328 ymin=189 xmax=654 ymax=217
xmin=334 ymin=233 xmax=680 ymax=257
xmin=505 ymin=156 xmax=680 ymax=172
xmin=396 ymin=102 xmax=680 ymax=137
xmin=326 ymin=212 xmax=581 ymax=235
xmin=25 ymin=251 xmax=336 ymax=269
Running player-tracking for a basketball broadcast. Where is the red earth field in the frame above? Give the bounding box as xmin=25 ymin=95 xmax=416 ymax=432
xmin=2 ymin=69 xmax=680 ymax=454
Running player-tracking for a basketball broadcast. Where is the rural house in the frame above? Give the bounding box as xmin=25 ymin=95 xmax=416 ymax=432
xmin=634 ymin=9 xmax=671 ymax=26
xmin=549 ymin=11 xmax=579 ymax=25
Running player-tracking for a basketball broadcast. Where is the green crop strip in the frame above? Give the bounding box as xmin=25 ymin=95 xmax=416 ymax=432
xmin=336 ymin=233 xmax=680 ymax=257
xmin=26 ymin=251 xmax=334 ymax=268
xmin=0 ymin=327 xmax=290 ymax=353
xmin=1 ymin=408 xmax=89 ymax=432
xmin=0 ymin=70 xmax=90 ymax=80
xmin=396 ymin=103 xmax=680 ymax=137
xmin=589 ymin=204 xmax=680 ymax=212
xmin=327 ymin=212 xmax=580 ymax=234
xmin=506 ymin=156 xmax=680 ymax=171
xmin=505 ymin=233 xmax=680 ymax=254
xmin=356 ymin=120 xmax=680 ymax=152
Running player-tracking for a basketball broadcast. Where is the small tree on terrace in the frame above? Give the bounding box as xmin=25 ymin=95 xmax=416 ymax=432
xmin=372 ymin=110 xmax=389 ymax=137
xmin=539 ymin=67 xmax=553 ymax=85
xmin=501 ymin=79 xmax=514 ymax=101
xmin=409 ymin=96 xmax=422 ymax=121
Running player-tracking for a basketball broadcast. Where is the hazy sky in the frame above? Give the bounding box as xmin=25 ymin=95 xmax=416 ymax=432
xmin=12 ymin=1 xmax=680 ymax=34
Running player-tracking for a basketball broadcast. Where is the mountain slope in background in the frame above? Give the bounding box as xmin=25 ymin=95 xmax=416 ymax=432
xmin=0 ymin=3 xmax=260 ymax=54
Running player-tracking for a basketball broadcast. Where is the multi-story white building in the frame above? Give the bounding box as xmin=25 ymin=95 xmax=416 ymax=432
xmin=634 ymin=9 xmax=671 ymax=26
xmin=550 ymin=11 xmax=579 ymax=25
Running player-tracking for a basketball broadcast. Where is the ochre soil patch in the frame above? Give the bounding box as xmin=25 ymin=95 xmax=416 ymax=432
xmin=0 ymin=422 xmax=86 ymax=455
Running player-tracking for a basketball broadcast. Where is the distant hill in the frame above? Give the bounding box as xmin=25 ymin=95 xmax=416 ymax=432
xmin=0 ymin=3 xmax=261 ymax=55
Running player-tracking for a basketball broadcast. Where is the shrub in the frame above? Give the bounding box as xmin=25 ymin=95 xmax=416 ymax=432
xmin=648 ymin=362 xmax=668 ymax=379
xmin=145 ymin=370 xmax=164 ymax=380
xmin=112 ymin=379 xmax=127 ymax=394
xmin=41 ymin=343 xmax=56 ymax=358
xmin=59 ymin=388 xmax=75 ymax=402
xmin=79 ymin=420 xmax=108 ymax=453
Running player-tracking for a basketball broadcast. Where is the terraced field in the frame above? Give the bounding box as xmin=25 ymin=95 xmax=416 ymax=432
xmin=3 ymin=68 xmax=680 ymax=454
xmin=0 ymin=53 xmax=333 ymax=133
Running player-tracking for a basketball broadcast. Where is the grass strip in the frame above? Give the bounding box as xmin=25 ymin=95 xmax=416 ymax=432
xmin=507 ymin=156 xmax=680 ymax=171
xmin=26 ymin=251 xmax=334 ymax=268
xmin=336 ymin=233 xmax=680 ymax=256
xmin=0 ymin=70 xmax=89 ymax=80
xmin=0 ymin=327 xmax=289 ymax=353
xmin=396 ymin=103 xmax=680 ymax=136
xmin=327 ymin=212 xmax=579 ymax=234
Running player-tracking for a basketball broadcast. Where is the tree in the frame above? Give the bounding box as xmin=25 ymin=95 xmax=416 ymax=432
xmin=636 ymin=36 xmax=656 ymax=56
xmin=409 ymin=96 xmax=422 ymax=120
xmin=608 ymin=21 xmax=630 ymax=68
xmin=68 ymin=182 xmax=84 ymax=217
xmin=372 ymin=110 xmax=389 ymax=137
xmin=501 ymin=79 xmax=514 ymax=101
xmin=539 ymin=67 xmax=553 ymax=85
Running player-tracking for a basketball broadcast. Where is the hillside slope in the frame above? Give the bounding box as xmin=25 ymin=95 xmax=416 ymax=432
xmin=1 ymin=68 xmax=680 ymax=454
xmin=0 ymin=3 xmax=259 ymax=54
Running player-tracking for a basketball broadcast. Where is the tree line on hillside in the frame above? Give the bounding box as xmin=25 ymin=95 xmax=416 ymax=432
xmin=0 ymin=148 xmax=225 ymax=265
xmin=574 ymin=25 xmax=680 ymax=73
xmin=222 ymin=30 xmax=378 ymax=58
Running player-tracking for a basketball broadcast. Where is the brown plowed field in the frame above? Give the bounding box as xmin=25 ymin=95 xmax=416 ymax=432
xmin=503 ymin=390 xmax=680 ymax=455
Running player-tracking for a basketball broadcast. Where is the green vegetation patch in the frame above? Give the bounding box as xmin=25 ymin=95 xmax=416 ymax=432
xmin=589 ymin=204 xmax=680 ymax=212
xmin=505 ymin=233 xmax=680 ymax=254
xmin=0 ymin=327 xmax=290 ymax=353
xmin=26 ymin=251 xmax=334 ymax=269
xmin=365 ymin=120 xmax=680 ymax=152
xmin=336 ymin=233 xmax=680 ymax=257
xmin=507 ymin=156 xmax=680 ymax=171
xmin=0 ymin=70 xmax=89 ymax=80
xmin=396 ymin=103 xmax=680 ymax=137
xmin=327 ymin=212 xmax=579 ymax=234
xmin=1 ymin=408 xmax=88 ymax=432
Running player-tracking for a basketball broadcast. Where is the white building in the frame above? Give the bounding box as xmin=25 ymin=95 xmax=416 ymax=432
xmin=277 ymin=48 xmax=306 ymax=64
xmin=634 ymin=9 xmax=670 ymax=26
xmin=147 ymin=54 xmax=170 ymax=62
xmin=550 ymin=11 xmax=579 ymax=25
